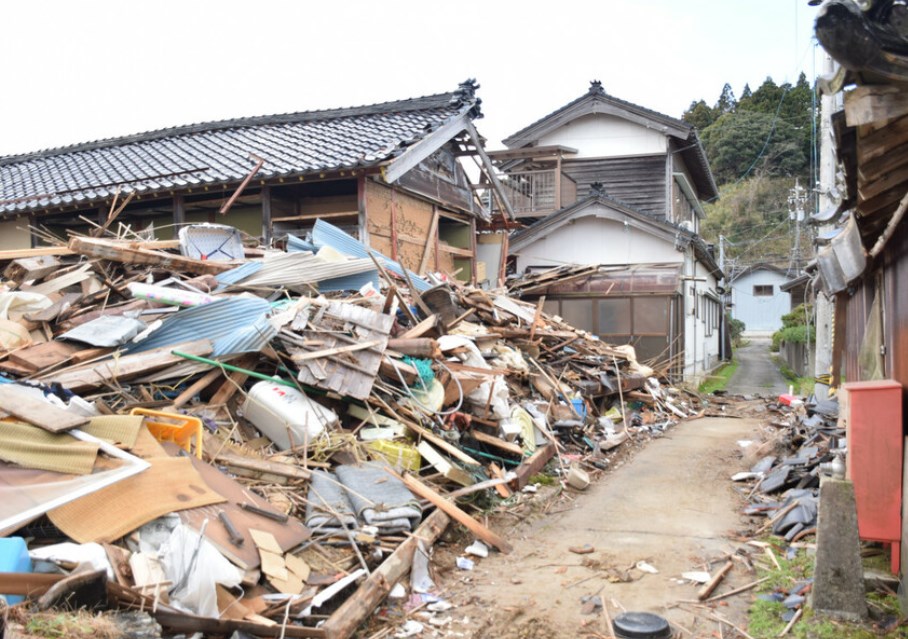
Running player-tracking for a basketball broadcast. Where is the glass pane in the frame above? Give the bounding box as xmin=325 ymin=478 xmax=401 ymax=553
xmin=634 ymin=336 xmax=669 ymax=364
xmin=597 ymin=298 xmax=631 ymax=334
xmin=560 ymin=299 xmax=594 ymax=333
xmin=633 ymin=297 xmax=668 ymax=334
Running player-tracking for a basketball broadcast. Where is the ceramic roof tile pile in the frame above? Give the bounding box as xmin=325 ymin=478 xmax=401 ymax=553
xmin=0 ymin=222 xmax=706 ymax=638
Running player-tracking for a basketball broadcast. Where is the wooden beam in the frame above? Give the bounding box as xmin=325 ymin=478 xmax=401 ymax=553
xmin=173 ymin=193 xmax=185 ymax=227
xmin=512 ymin=444 xmax=555 ymax=489
xmin=464 ymin=120 xmax=516 ymax=222
xmin=68 ymin=236 xmax=233 ymax=275
xmin=418 ymin=207 xmax=440 ymax=276
xmin=399 ymin=473 xmax=512 ymax=554
xmin=261 ymin=184 xmax=272 ymax=245
xmin=320 ymin=509 xmax=449 ymax=639
xmin=39 ymin=340 xmax=213 ymax=393
xmin=845 ymin=85 xmax=908 ymax=127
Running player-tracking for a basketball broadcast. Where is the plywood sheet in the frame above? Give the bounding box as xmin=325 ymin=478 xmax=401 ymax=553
xmin=48 ymin=456 xmax=224 ymax=543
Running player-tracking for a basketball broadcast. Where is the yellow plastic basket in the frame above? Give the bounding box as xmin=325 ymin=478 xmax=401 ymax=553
xmin=130 ymin=408 xmax=203 ymax=459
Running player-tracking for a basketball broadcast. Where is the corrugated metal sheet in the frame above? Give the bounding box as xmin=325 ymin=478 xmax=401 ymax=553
xmin=224 ymin=252 xmax=378 ymax=292
xmin=126 ymin=297 xmax=275 ymax=357
xmin=215 ymin=262 xmax=263 ymax=287
xmin=312 ymin=219 xmax=432 ymax=292
xmin=287 ymin=234 xmax=318 ymax=253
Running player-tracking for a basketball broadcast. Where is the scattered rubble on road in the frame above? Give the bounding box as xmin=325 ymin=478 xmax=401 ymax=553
xmin=0 ymin=223 xmax=707 ymax=638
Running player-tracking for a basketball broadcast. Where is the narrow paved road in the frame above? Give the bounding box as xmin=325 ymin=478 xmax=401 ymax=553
xmin=447 ymin=416 xmax=762 ymax=639
xmin=727 ymin=337 xmax=789 ymax=397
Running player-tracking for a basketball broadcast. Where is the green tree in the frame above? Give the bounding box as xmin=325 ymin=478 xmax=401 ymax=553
xmin=715 ymin=83 xmax=737 ymax=114
xmin=682 ymin=99 xmax=716 ymax=130
xmin=700 ymin=111 xmax=807 ymax=183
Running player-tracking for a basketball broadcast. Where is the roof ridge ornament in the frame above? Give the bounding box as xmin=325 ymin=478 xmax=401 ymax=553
xmin=590 ymin=182 xmax=608 ymax=197
xmin=589 ymin=80 xmax=606 ymax=96
xmin=453 ymin=78 xmax=482 ymax=118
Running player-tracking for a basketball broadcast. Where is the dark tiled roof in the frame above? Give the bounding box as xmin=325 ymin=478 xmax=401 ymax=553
xmin=0 ymin=83 xmax=481 ymax=215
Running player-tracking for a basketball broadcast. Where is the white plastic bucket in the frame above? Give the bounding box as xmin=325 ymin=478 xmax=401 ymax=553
xmin=242 ymin=381 xmax=338 ymax=450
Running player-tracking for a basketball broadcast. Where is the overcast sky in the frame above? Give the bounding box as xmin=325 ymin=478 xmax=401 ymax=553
xmin=0 ymin=1 xmax=820 ymax=158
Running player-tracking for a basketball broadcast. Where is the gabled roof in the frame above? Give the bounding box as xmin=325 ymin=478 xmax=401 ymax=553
xmin=0 ymin=81 xmax=482 ymax=215
xmin=502 ymin=81 xmax=718 ymax=202
xmin=509 ymin=189 xmax=722 ymax=278
xmin=728 ymin=262 xmax=791 ymax=283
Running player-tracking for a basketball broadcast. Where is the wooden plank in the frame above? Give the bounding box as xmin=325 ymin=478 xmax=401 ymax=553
xmin=39 ymin=339 xmax=213 ymax=392
xmin=68 ymin=236 xmax=234 ymax=276
xmin=470 ymin=429 xmax=524 ymax=456
xmin=9 ymin=341 xmax=79 ymax=372
xmin=698 ymin=560 xmax=734 ymax=600
xmin=397 ymin=314 xmax=437 ymax=339
xmin=0 ymin=572 xmax=64 ymax=596
xmin=417 ymin=208 xmax=440 ymax=275
xmin=320 ymin=509 xmax=449 ymax=639
xmin=845 ymin=85 xmax=908 ymax=127
xmin=0 ymin=385 xmax=89 ymax=432
xmin=290 ymin=339 xmax=383 ymax=363
xmin=399 ymin=472 xmax=512 ymax=554
xmin=512 ymin=444 xmax=555 ymax=490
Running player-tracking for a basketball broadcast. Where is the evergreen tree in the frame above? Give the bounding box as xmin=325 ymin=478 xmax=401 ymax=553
xmin=682 ymin=99 xmax=716 ymax=130
xmin=715 ymin=83 xmax=737 ymax=114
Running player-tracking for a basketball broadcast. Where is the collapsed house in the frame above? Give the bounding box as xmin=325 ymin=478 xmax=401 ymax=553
xmin=0 ymin=80 xmax=506 ymax=286
xmin=0 ymin=76 xmax=713 ymax=636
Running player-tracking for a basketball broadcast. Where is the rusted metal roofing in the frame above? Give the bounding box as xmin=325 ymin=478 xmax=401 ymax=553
xmin=0 ymin=82 xmax=482 ymax=215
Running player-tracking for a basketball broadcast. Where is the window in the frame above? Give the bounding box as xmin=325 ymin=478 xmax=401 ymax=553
xmin=753 ymin=285 xmax=773 ymax=296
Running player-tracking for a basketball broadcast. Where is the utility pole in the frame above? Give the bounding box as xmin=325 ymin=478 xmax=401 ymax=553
xmin=788 ymin=178 xmax=807 ymax=276
xmin=814 ymin=53 xmax=840 ymax=401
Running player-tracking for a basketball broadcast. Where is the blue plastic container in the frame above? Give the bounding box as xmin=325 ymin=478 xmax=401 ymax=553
xmin=0 ymin=537 xmax=32 ymax=604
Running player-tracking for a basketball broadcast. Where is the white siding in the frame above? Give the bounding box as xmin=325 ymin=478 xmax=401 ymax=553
xmin=731 ymin=269 xmax=792 ymax=332
xmin=515 ymin=216 xmax=681 ymax=272
xmin=538 ymin=113 xmax=667 ymax=158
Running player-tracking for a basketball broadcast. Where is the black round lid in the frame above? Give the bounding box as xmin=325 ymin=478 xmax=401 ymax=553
xmin=612 ymin=611 xmax=672 ymax=639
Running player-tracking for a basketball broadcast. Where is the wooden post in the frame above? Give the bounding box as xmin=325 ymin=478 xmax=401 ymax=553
xmin=261 ymin=184 xmax=272 ymax=246
xmin=320 ymin=509 xmax=449 ymax=639
xmin=555 ymin=154 xmax=563 ymax=210
xmin=357 ymin=175 xmax=368 ymax=244
xmin=173 ymin=193 xmax=185 ymax=229
xmin=390 ymin=189 xmax=399 ymax=261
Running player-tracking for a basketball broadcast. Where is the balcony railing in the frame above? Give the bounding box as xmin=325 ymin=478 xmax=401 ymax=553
xmin=483 ymin=169 xmax=576 ymax=219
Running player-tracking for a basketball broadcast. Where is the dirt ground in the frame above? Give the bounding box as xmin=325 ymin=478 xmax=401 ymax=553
xmin=393 ymin=415 xmax=764 ymax=639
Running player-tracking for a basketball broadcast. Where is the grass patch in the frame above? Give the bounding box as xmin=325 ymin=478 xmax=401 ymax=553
xmin=18 ymin=612 xmax=120 ymax=639
xmin=698 ymin=359 xmax=740 ymax=394
xmin=771 ymin=355 xmax=813 ymax=395
xmin=747 ymin=543 xmax=908 ymax=639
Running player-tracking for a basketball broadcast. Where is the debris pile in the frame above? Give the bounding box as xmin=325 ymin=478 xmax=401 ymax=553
xmin=734 ymin=396 xmax=843 ymax=543
xmin=0 ymin=221 xmax=704 ymax=638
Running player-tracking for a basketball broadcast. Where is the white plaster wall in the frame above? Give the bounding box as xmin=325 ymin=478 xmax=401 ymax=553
xmin=537 ymin=113 xmax=667 ymax=158
xmin=683 ymin=256 xmax=722 ymax=380
xmin=514 ymin=216 xmax=681 ymax=272
xmin=0 ymin=218 xmax=32 ymax=250
xmin=731 ymin=270 xmax=792 ymax=332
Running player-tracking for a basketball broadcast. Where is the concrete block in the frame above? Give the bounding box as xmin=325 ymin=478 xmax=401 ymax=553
xmin=811 ymin=478 xmax=867 ymax=620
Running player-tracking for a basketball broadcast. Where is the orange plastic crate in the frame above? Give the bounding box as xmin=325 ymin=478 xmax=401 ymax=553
xmin=130 ymin=408 xmax=203 ymax=458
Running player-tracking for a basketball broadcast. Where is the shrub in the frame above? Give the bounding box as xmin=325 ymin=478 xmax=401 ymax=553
xmin=727 ymin=316 xmax=746 ymax=346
